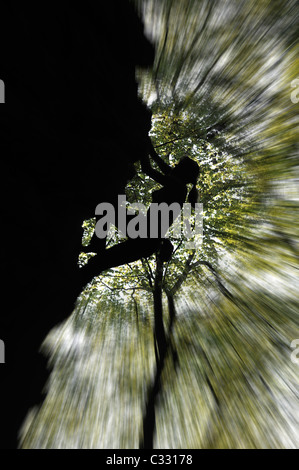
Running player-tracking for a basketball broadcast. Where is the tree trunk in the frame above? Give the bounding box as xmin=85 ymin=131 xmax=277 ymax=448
xmin=140 ymin=256 xmax=166 ymax=449
xmin=140 ymin=257 xmax=178 ymax=449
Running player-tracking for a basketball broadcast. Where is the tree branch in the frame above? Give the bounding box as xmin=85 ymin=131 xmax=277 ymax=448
xmin=167 ymin=252 xmax=195 ymax=297
xmin=153 ymin=126 xmax=205 ymax=150
xmin=190 ymin=260 xmax=233 ymax=300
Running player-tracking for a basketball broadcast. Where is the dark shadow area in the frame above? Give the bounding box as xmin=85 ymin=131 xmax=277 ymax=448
xmin=0 ymin=1 xmax=155 ymax=448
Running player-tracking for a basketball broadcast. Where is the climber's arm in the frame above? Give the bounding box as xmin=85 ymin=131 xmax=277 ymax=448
xmin=148 ymin=141 xmax=172 ymax=175
xmin=140 ymin=152 xmax=169 ymax=186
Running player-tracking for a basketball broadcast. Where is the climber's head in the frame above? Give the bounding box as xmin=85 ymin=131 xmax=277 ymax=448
xmin=172 ymin=156 xmax=200 ymax=185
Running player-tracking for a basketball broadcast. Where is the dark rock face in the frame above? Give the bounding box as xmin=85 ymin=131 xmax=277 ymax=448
xmin=0 ymin=1 xmax=154 ymax=448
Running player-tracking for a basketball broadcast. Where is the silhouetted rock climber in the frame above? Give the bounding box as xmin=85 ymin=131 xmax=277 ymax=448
xmin=80 ymin=151 xmax=200 ymax=284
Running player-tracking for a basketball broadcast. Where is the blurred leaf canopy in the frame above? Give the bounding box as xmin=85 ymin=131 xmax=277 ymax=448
xmin=21 ymin=0 xmax=299 ymax=449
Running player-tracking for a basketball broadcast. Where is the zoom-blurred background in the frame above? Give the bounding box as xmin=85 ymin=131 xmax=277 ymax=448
xmin=17 ymin=0 xmax=299 ymax=449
